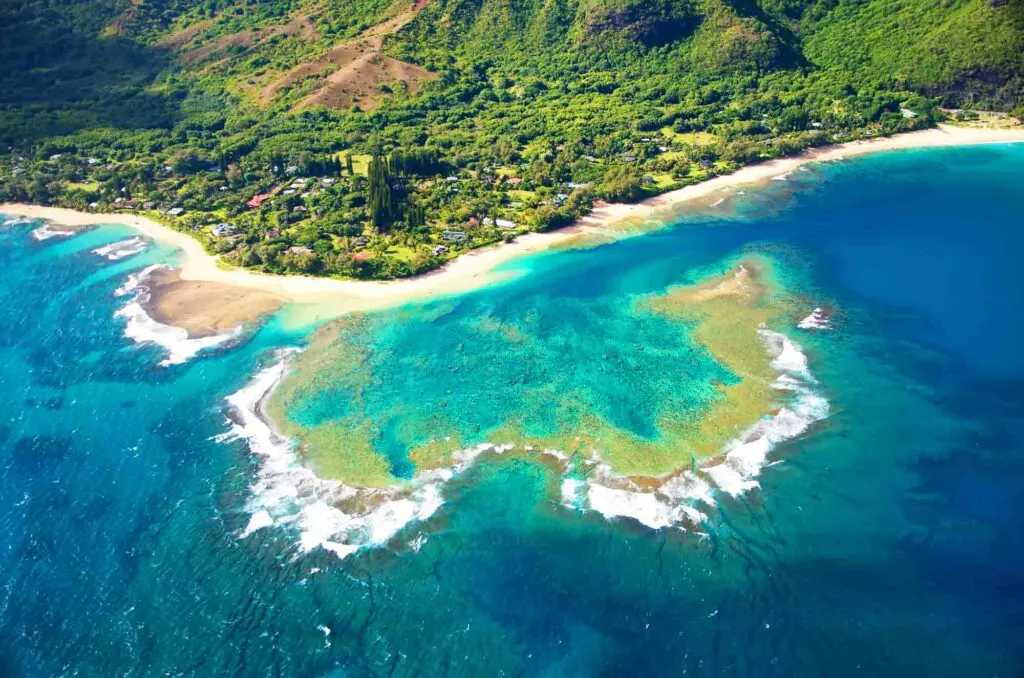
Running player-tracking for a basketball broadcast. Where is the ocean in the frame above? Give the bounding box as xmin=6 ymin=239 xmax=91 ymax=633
xmin=1 ymin=143 xmax=1022 ymax=676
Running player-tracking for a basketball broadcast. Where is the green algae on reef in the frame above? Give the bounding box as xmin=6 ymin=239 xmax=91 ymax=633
xmin=265 ymin=253 xmax=807 ymax=486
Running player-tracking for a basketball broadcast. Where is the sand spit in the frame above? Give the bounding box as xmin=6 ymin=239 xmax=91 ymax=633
xmin=5 ymin=124 xmax=1024 ymax=329
xmin=144 ymin=267 xmax=285 ymax=338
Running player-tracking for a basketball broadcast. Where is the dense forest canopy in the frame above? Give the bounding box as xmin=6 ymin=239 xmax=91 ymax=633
xmin=1 ymin=0 xmax=1021 ymax=278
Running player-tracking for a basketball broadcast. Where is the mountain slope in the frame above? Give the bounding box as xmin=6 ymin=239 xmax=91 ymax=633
xmin=0 ymin=0 xmax=1021 ymax=280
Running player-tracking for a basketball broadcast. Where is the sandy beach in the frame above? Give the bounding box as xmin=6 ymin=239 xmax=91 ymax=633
xmin=143 ymin=267 xmax=286 ymax=337
xmin=4 ymin=124 xmax=1024 ymax=330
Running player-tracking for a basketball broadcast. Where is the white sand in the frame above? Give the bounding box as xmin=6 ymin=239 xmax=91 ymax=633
xmin=5 ymin=124 xmax=1023 ymax=320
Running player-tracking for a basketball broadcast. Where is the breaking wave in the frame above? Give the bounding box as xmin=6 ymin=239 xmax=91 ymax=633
xmin=798 ymin=307 xmax=833 ymax=330
xmin=93 ymin=236 xmax=147 ymax=261
xmin=31 ymin=222 xmax=77 ymax=241
xmin=225 ymin=351 xmax=509 ymax=560
xmin=229 ymin=315 xmax=829 ymax=560
xmin=114 ymin=265 xmax=241 ymax=367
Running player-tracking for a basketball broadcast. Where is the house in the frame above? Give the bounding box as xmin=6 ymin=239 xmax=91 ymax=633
xmin=166 ymin=207 xmax=185 ymax=216
xmin=142 ymin=201 xmax=155 ymax=210
xmin=467 ymin=216 xmax=480 ymax=226
xmin=567 ymin=182 xmax=589 ymax=190
xmin=507 ymin=177 xmax=523 ymax=185
xmin=293 ymin=205 xmax=308 ymax=213
xmin=289 ymin=246 xmax=313 ymax=255
xmin=900 ymin=108 xmax=917 ymax=119
xmin=446 ymin=176 xmax=459 ymax=182
xmin=88 ymin=202 xmax=99 ymax=209
xmin=282 ymin=189 xmax=296 ymax=195
xmin=247 ymin=193 xmax=271 ymax=209
xmin=87 ymin=158 xmax=100 ymax=165
xmin=49 ymin=154 xmax=62 ymax=161
xmin=495 ymin=218 xmax=517 ymax=229
xmin=322 ymin=178 xmax=336 ymax=185
xmin=351 ymin=236 xmax=369 ymax=247
xmin=433 ymin=245 xmax=449 ymax=256
xmin=265 ymin=228 xmax=281 ymax=240
xmin=442 ymin=231 xmax=467 ymax=242
xmin=212 ymin=223 xmax=238 ymax=237
xmin=553 ymin=194 xmax=569 ymax=206
xmin=620 ymin=154 xmax=637 ymax=163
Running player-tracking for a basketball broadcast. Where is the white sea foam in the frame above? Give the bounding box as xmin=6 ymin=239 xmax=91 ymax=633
xmin=704 ymin=329 xmax=829 ymax=496
xmin=760 ymin=328 xmax=810 ymax=376
xmin=710 ymin=198 xmax=726 ymax=208
xmin=797 ymin=307 xmax=832 ymax=331
xmin=115 ymin=264 xmax=166 ymax=296
xmin=115 ymin=299 xmax=241 ymax=366
xmin=1 ymin=216 xmax=33 ymax=228
xmin=114 ymin=265 xmax=241 ymax=366
xmin=31 ymin=222 xmax=76 ymax=241
xmin=93 ymin=236 xmax=147 ymax=261
xmin=240 ymin=509 xmax=274 ymax=538
xmin=584 ymin=475 xmax=709 ymax=530
xmin=771 ymin=172 xmax=792 ymax=181
xmin=560 ymin=478 xmax=586 ymax=510
xmin=227 ymin=354 xmax=504 ymax=560
xmin=230 ymin=323 xmax=829 ymax=554
xmin=586 ymin=483 xmax=680 ymax=529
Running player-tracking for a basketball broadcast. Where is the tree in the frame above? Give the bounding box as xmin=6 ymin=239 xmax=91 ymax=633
xmin=367 ymin=153 xmax=394 ymax=232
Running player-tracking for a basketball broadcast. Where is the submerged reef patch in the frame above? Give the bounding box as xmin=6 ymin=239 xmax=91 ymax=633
xmin=236 ymin=251 xmax=831 ymax=556
xmin=260 ymin=252 xmax=822 ymax=490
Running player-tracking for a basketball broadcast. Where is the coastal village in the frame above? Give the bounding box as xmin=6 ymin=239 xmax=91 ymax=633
xmin=0 ymin=112 xmax=953 ymax=280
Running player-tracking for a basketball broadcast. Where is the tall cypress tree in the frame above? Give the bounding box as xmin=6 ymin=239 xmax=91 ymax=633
xmin=368 ymin=153 xmax=393 ymax=232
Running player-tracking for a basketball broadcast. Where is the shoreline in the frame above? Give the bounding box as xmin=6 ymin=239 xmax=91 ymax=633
xmin=4 ymin=124 xmax=1024 ymax=324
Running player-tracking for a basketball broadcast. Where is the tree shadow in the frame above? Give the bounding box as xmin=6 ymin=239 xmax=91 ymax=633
xmin=0 ymin=1 xmax=182 ymax=144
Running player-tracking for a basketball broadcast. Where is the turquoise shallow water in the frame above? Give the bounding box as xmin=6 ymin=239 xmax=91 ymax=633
xmin=2 ymin=143 xmax=1024 ymax=676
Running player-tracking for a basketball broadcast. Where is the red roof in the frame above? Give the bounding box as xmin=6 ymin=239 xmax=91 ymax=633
xmin=247 ymin=193 xmax=271 ymax=208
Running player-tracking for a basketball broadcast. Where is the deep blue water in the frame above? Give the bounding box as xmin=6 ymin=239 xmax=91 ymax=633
xmin=1 ymin=144 xmax=1023 ymax=676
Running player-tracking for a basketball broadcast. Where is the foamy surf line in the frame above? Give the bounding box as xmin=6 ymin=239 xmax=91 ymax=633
xmin=114 ymin=264 xmax=241 ymax=366
xmin=229 ymin=316 xmax=829 ymax=561
xmin=225 ymin=350 xmax=515 ymax=560
xmin=31 ymin=222 xmax=77 ymax=241
xmin=562 ymin=321 xmax=830 ymax=527
xmin=93 ymin=236 xmax=147 ymax=261
xmin=1 ymin=215 xmax=35 ymax=228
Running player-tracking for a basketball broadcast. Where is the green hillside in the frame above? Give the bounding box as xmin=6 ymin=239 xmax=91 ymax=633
xmin=1 ymin=0 xmax=1021 ymax=278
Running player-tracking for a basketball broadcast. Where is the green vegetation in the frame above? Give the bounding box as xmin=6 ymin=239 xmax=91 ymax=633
xmin=1 ymin=0 xmax=1020 ymax=279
